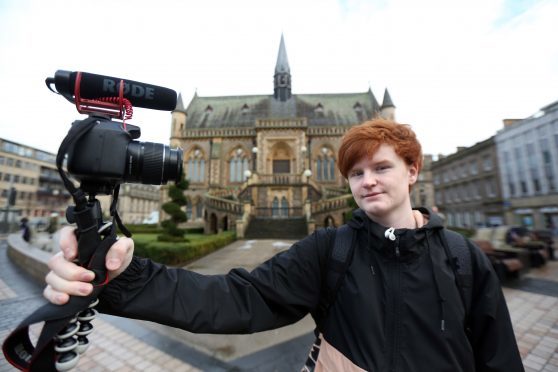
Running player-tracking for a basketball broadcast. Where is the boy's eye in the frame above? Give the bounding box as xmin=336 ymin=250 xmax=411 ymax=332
xmin=377 ymin=165 xmax=391 ymax=171
xmin=349 ymin=170 xmax=363 ymax=177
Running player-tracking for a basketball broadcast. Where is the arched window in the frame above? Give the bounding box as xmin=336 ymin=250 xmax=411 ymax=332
xmin=229 ymin=147 xmax=250 ymax=183
xmin=315 ymin=146 xmax=336 ymax=181
xmin=187 ymin=148 xmax=205 ymax=183
xmin=196 ymin=201 xmax=203 ymax=220
xmin=280 ymin=197 xmax=288 ymax=217
xmin=272 ymin=197 xmax=279 ymax=217
xmin=186 ymin=200 xmax=192 ymax=220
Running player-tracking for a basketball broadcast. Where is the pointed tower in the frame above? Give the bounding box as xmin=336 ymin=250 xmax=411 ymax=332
xmin=367 ymin=86 xmax=381 ymax=118
xmin=273 ymin=34 xmax=292 ymax=102
xmin=380 ymin=88 xmax=396 ymax=120
xmin=171 ymin=92 xmax=187 ymax=143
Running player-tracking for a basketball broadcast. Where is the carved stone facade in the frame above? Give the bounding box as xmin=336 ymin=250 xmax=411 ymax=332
xmin=170 ymin=35 xmax=398 ymax=236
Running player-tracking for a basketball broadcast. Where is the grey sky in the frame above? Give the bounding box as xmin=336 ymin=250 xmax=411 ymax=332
xmin=0 ymin=0 xmax=556 ymax=157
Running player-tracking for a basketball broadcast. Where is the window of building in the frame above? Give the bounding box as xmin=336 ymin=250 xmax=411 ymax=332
xmin=187 ymin=148 xmax=206 ymax=183
xmin=273 ymin=159 xmax=290 ymax=173
xmin=470 ymin=160 xmax=478 ymax=175
xmin=196 ymin=202 xmax=203 ymax=220
xmin=229 ymin=147 xmax=250 ymax=182
xmin=540 ymin=138 xmax=556 ymax=191
xmin=485 ymin=179 xmax=495 ymax=197
xmin=482 ymin=155 xmax=492 ymax=171
xmin=315 ymin=146 xmax=336 ymax=181
xmin=186 ymin=201 xmax=192 ymax=220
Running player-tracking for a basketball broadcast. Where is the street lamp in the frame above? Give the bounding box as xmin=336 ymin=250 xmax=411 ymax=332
xmin=251 ymin=146 xmax=258 ymax=172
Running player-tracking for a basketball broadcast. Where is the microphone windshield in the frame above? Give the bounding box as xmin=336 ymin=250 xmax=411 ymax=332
xmin=53 ymin=70 xmax=177 ymax=111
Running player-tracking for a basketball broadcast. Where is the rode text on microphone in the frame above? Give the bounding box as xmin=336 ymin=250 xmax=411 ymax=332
xmin=2 ymin=70 xmax=183 ymax=371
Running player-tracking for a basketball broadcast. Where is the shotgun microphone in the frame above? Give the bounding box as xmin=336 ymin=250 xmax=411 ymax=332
xmin=46 ymin=70 xmax=177 ymax=111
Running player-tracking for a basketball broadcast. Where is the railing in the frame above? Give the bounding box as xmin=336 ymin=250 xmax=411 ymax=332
xmin=257 ymin=174 xmax=303 ymax=185
xmin=254 ymin=207 xmax=304 ymax=218
xmin=311 ymin=194 xmax=353 ymax=214
xmin=323 ymin=187 xmax=349 ymax=198
xmin=255 ymin=118 xmax=307 ymax=129
xmin=204 ymin=194 xmax=243 ymax=215
xmin=207 ymin=188 xmax=238 ymax=199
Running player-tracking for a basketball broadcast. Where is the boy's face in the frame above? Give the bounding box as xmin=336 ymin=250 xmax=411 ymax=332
xmin=347 ymin=144 xmax=418 ymax=224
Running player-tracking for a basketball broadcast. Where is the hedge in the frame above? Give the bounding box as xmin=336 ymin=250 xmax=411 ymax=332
xmin=133 ymin=231 xmax=236 ymax=266
xmin=125 ymin=224 xmax=204 ymax=235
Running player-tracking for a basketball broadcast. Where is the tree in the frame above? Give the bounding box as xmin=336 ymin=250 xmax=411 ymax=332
xmin=159 ymin=175 xmax=189 ymax=242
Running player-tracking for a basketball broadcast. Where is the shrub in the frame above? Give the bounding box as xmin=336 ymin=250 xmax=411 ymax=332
xmin=160 ymin=175 xmax=189 ymax=240
xmin=134 ymin=231 xmax=236 ymax=266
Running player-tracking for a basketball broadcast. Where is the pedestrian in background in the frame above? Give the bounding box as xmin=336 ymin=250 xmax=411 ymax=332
xmin=20 ymin=217 xmax=31 ymax=243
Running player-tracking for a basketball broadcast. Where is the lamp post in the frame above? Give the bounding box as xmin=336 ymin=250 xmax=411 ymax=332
xmin=251 ymin=146 xmax=258 ymax=172
xmin=243 ymin=169 xmax=252 ymax=181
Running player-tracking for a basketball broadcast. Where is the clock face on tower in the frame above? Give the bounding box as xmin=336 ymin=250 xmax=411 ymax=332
xmin=277 ymin=74 xmax=289 ymax=87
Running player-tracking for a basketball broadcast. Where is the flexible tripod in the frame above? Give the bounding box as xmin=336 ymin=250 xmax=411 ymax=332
xmin=2 ymin=117 xmax=131 ymax=371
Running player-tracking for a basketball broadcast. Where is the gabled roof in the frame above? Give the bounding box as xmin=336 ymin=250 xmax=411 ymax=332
xmin=181 ymin=91 xmax=380 ymax=129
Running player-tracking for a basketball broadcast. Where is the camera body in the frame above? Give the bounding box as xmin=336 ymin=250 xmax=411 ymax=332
xmin=67 ymin=117 xmax=183 ymax=194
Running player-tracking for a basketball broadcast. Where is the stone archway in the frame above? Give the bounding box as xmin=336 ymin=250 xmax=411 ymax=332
xmin=209 ymin=213 xmax=218 ymax=234
xmin=222 ymin=215 xmax=229 ymax=231
xmin=324 ymin=215 xmax=335 ymax=227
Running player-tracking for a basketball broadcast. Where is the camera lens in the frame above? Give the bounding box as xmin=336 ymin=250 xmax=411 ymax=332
xmin=125 ymin=141 xmax=183 ymax=185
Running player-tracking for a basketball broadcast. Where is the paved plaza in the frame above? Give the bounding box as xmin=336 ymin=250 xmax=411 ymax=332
xmin=1 ymin=234 xmax=557 ymax=371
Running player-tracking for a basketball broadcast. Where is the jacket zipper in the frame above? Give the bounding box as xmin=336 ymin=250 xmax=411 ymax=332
xmin=389 ymin=237 xmax=401 ymax=372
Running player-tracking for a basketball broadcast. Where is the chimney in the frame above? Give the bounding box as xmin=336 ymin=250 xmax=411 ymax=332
xmin=503 ymin=119 xmax=520 ymax=128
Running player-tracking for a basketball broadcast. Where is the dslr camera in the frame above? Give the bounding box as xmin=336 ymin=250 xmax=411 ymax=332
xmin=46 ymin=70 xmax=183 ymax=194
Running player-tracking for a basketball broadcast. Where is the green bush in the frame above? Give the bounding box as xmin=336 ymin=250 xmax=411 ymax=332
xmin=134 ymin=231 xmax=236 ymax=266
xmin=126 ymin=224 xmax=163 ymax=234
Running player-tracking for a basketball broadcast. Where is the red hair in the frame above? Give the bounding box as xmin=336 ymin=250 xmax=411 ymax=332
xmin=338 ymin=118 xmax=423 ymax=178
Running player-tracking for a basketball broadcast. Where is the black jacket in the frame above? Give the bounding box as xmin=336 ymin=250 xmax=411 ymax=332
xmin=98 ymin=209 xmax=523 ymax=371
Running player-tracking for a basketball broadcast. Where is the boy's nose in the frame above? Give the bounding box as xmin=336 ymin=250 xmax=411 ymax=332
xmin=362 ymin=172 xmax=377 ymax=187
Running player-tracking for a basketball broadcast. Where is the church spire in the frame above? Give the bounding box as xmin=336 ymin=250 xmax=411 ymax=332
xmin=274 ymin=34 xmax=292 ymax=101
xmin=381 ymin=88 xmax=396 ymax=120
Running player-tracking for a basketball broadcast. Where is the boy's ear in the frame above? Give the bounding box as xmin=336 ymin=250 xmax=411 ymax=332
xmin=408 ymin=164 xmax=419 ymax=185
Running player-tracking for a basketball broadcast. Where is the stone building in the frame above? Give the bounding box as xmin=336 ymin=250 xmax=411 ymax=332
xmin=0 ymin=138 xmax=70 ymax=230
xmin=170 ymin=35 xmax=397 ymax=237
xmin=410 ymin=154 xmax=435 ymax=210
xmin=495 ymin=100 xmax=558 ymax=232
xmin=431 ymin=137 xmax=504 ymax=228
xmin=116 ymin=184 xmax=161 ymax=224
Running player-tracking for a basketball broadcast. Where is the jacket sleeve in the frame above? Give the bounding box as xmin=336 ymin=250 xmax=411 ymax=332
xmin=96 ymin=230 xmax=329 ymax=334
xmin=467 ymin=240 xmax=525 ymax=372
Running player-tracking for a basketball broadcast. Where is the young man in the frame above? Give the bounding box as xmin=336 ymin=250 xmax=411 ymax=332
xmin=44 ymin=119 xmax=523 ymax=371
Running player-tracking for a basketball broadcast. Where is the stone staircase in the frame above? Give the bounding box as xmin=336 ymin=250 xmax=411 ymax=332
xmin=244 ymin=217 xmax=308 ymax=239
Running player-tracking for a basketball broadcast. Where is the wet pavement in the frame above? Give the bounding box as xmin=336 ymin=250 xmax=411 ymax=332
xmin=1 ymin=235 xmax=557 ymax=371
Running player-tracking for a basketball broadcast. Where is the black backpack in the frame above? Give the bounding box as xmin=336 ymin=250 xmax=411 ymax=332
xmin=303 ymin=225 xmax=473 ymax=371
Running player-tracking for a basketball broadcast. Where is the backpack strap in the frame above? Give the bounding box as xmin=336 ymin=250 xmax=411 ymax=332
xmin=313 ymin=224 xmax=356 ymax=329
xmin=304 ymin=225 xmax=356 ymax=371
xmin=442 ymin=230 xmax=473 ymax=322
